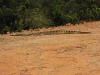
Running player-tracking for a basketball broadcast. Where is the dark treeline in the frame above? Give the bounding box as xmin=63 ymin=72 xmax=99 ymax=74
xmin=0 ymin=0 xmax=100 ymax=33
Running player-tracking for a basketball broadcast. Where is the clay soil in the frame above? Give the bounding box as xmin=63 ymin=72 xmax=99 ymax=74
xmin=0 ymin=21 xmax=100 ymax=75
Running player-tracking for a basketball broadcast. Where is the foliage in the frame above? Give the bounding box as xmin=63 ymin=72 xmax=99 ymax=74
xmin=0 ymin=0 xmax=100 ymax=34
xmin=23 ymin=9 xmax=53 ymax=29
xmin=2 ymin=26 xmax=11 ymax=34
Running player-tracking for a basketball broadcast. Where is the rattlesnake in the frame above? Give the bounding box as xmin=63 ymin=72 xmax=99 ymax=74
xmin=10 ymin=30 xmax=91 ymax=36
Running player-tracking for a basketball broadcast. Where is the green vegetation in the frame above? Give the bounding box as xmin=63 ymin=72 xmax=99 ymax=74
xmin=0 ymin=0 xmax=100 ymax=34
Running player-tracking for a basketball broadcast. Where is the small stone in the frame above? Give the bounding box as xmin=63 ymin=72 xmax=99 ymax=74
xmin=52 ymin=26 xmax=56 ymax=28
xmin=66 ymin=23 xmax=71 ymax=26
xmin=7 ymin=32 xmax=10 ymax=34
xmin=29 ymin=29 xmax=33 ymax=32
xmin=21 ymin=30 xmax=24 ymax=32
xmin=84 ymin=21 xmax=86 ymax=24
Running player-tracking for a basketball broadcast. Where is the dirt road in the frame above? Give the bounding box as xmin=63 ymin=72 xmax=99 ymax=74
xmin=0 ymin=21 xmax=100 ymax=75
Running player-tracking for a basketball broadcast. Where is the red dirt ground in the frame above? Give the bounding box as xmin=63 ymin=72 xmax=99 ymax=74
xmin=0 ymin=21 xmax=100 ymax=75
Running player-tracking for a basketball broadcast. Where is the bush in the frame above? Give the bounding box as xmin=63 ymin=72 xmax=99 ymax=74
xmin=22 ymin=9 xmax=53 ymax=30
xmin=1 ymin=0 xmax=100 ymax=34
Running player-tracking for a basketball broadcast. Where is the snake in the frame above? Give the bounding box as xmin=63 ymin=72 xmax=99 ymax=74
xmin=10 ymin=30 xmax=91 ymax=36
